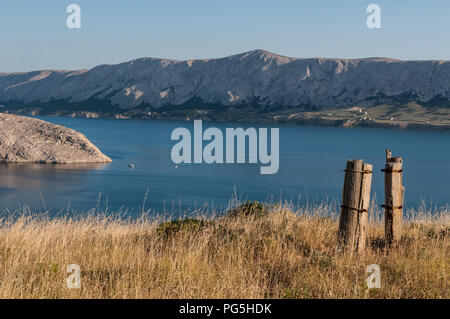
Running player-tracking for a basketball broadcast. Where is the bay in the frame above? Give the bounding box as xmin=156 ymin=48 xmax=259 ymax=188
xmin=0 ymin=116 xmax=448 ymax=217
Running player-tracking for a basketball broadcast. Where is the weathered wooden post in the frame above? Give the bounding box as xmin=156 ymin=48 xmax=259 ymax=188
xmin=382 ymin=150 xmax=404 ymax=246
xmin=386 ymin=149 xmax=392 ymax=160
xmin=338 ymin=159 xmax=373 ymax=252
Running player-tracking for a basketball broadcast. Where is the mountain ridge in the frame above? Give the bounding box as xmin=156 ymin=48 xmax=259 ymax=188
xmin=3 ymin=49 xmax=449 ymax=74
xmin=1 ymin=49 xmax=449 ymax=117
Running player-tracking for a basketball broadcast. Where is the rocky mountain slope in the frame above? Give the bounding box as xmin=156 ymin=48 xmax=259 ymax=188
xmin=0 ymin=113 xmax=111 ymax=163
xmin=0 ymin=50 xmax=449 ymax=112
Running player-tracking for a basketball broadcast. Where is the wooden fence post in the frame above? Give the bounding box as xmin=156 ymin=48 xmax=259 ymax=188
xmin=338 ymin=159 xmax=373 ymax=252
xmin=383 ymin=150 xmax=404 ymax=246
xmin=386 ymin=149 xmax=392 ymax=160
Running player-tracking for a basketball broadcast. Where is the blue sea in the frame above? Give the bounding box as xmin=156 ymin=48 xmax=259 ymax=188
xmin=0 ymin=116 xmax=449 ymax=217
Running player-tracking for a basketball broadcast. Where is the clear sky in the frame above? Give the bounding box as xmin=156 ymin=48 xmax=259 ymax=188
xmin=1 ymin=0 xmax=449 ymax=72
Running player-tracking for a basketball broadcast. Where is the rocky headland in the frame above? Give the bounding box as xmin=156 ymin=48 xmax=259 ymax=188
xmin=0 ymin=113 xmax=111 ymax=163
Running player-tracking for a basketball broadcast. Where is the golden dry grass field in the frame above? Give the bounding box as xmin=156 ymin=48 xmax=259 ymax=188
xmin=0 ymin=202 xmax=448 ymax=299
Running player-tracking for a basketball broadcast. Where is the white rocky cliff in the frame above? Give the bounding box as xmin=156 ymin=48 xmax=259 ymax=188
xmin=0 ymin=113 xmax=111 ymax=163
xmin=0 ymin=50 xmax=449 ymax=110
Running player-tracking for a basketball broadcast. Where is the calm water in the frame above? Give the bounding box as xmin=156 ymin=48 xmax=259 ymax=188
xmin=0 ymin=116 xmax=449 ymax=216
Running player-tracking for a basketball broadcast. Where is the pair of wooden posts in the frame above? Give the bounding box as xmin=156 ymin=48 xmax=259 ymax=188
xmin=337 ymin=150 xmax=404 ymax=252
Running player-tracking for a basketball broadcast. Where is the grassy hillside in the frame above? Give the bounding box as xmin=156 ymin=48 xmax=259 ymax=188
xmin=0 ymin=202 xmax=448 ymax=299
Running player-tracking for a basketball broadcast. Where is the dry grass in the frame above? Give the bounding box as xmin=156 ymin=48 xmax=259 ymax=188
xmin=0 ymin=202 xmax=448 ymax=299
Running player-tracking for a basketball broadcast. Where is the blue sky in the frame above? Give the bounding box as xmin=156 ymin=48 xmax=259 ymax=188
xmin=1 ymin=0 xmax=449 ymax=72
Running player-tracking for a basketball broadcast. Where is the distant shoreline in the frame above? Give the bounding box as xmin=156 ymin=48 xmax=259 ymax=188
xmin=3 ymin=104 xmax=450 ymax=131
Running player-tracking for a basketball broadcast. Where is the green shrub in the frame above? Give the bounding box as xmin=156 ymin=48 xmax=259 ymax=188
xmin=157 ymin=218 xmax=206 ymax=237
xmin=227 ymin=201 xmax=269 ymax=218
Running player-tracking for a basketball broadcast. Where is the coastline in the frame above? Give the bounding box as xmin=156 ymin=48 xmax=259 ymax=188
xmin=3 ymin=105 xmax=450 ymax=131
